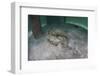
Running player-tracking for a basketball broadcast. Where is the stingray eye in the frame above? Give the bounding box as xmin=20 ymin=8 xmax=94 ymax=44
xmin=57 ymin=36 xmax=62 ymax=40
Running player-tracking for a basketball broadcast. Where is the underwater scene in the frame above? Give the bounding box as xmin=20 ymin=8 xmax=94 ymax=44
xmin=28 ymin=15 xmax=88 ymax=61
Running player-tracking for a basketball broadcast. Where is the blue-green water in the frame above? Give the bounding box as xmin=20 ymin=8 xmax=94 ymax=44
xmin=28 ymin=15 xmax=88 ymax=60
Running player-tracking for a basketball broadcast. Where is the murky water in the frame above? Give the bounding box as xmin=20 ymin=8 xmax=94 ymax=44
xmin=28 ymin=24 xmax=88 ymax=60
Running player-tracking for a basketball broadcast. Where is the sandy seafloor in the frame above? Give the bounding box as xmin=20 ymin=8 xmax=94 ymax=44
xmin=28 ymin=24 xmax=88 ymax=60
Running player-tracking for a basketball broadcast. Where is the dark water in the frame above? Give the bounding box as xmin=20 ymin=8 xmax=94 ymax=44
xmin=28 ymin=24 xmax=88 ymax=60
